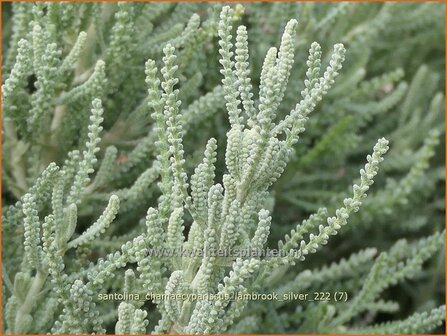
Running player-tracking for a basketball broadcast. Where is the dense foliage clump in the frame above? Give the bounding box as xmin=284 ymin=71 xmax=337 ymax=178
xmin=2 ymin=2 xmax=445 ymax=334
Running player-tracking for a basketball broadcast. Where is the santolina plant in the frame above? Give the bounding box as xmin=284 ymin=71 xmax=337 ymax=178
xmin=1 ymin=2 xmax=445 ymax=334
